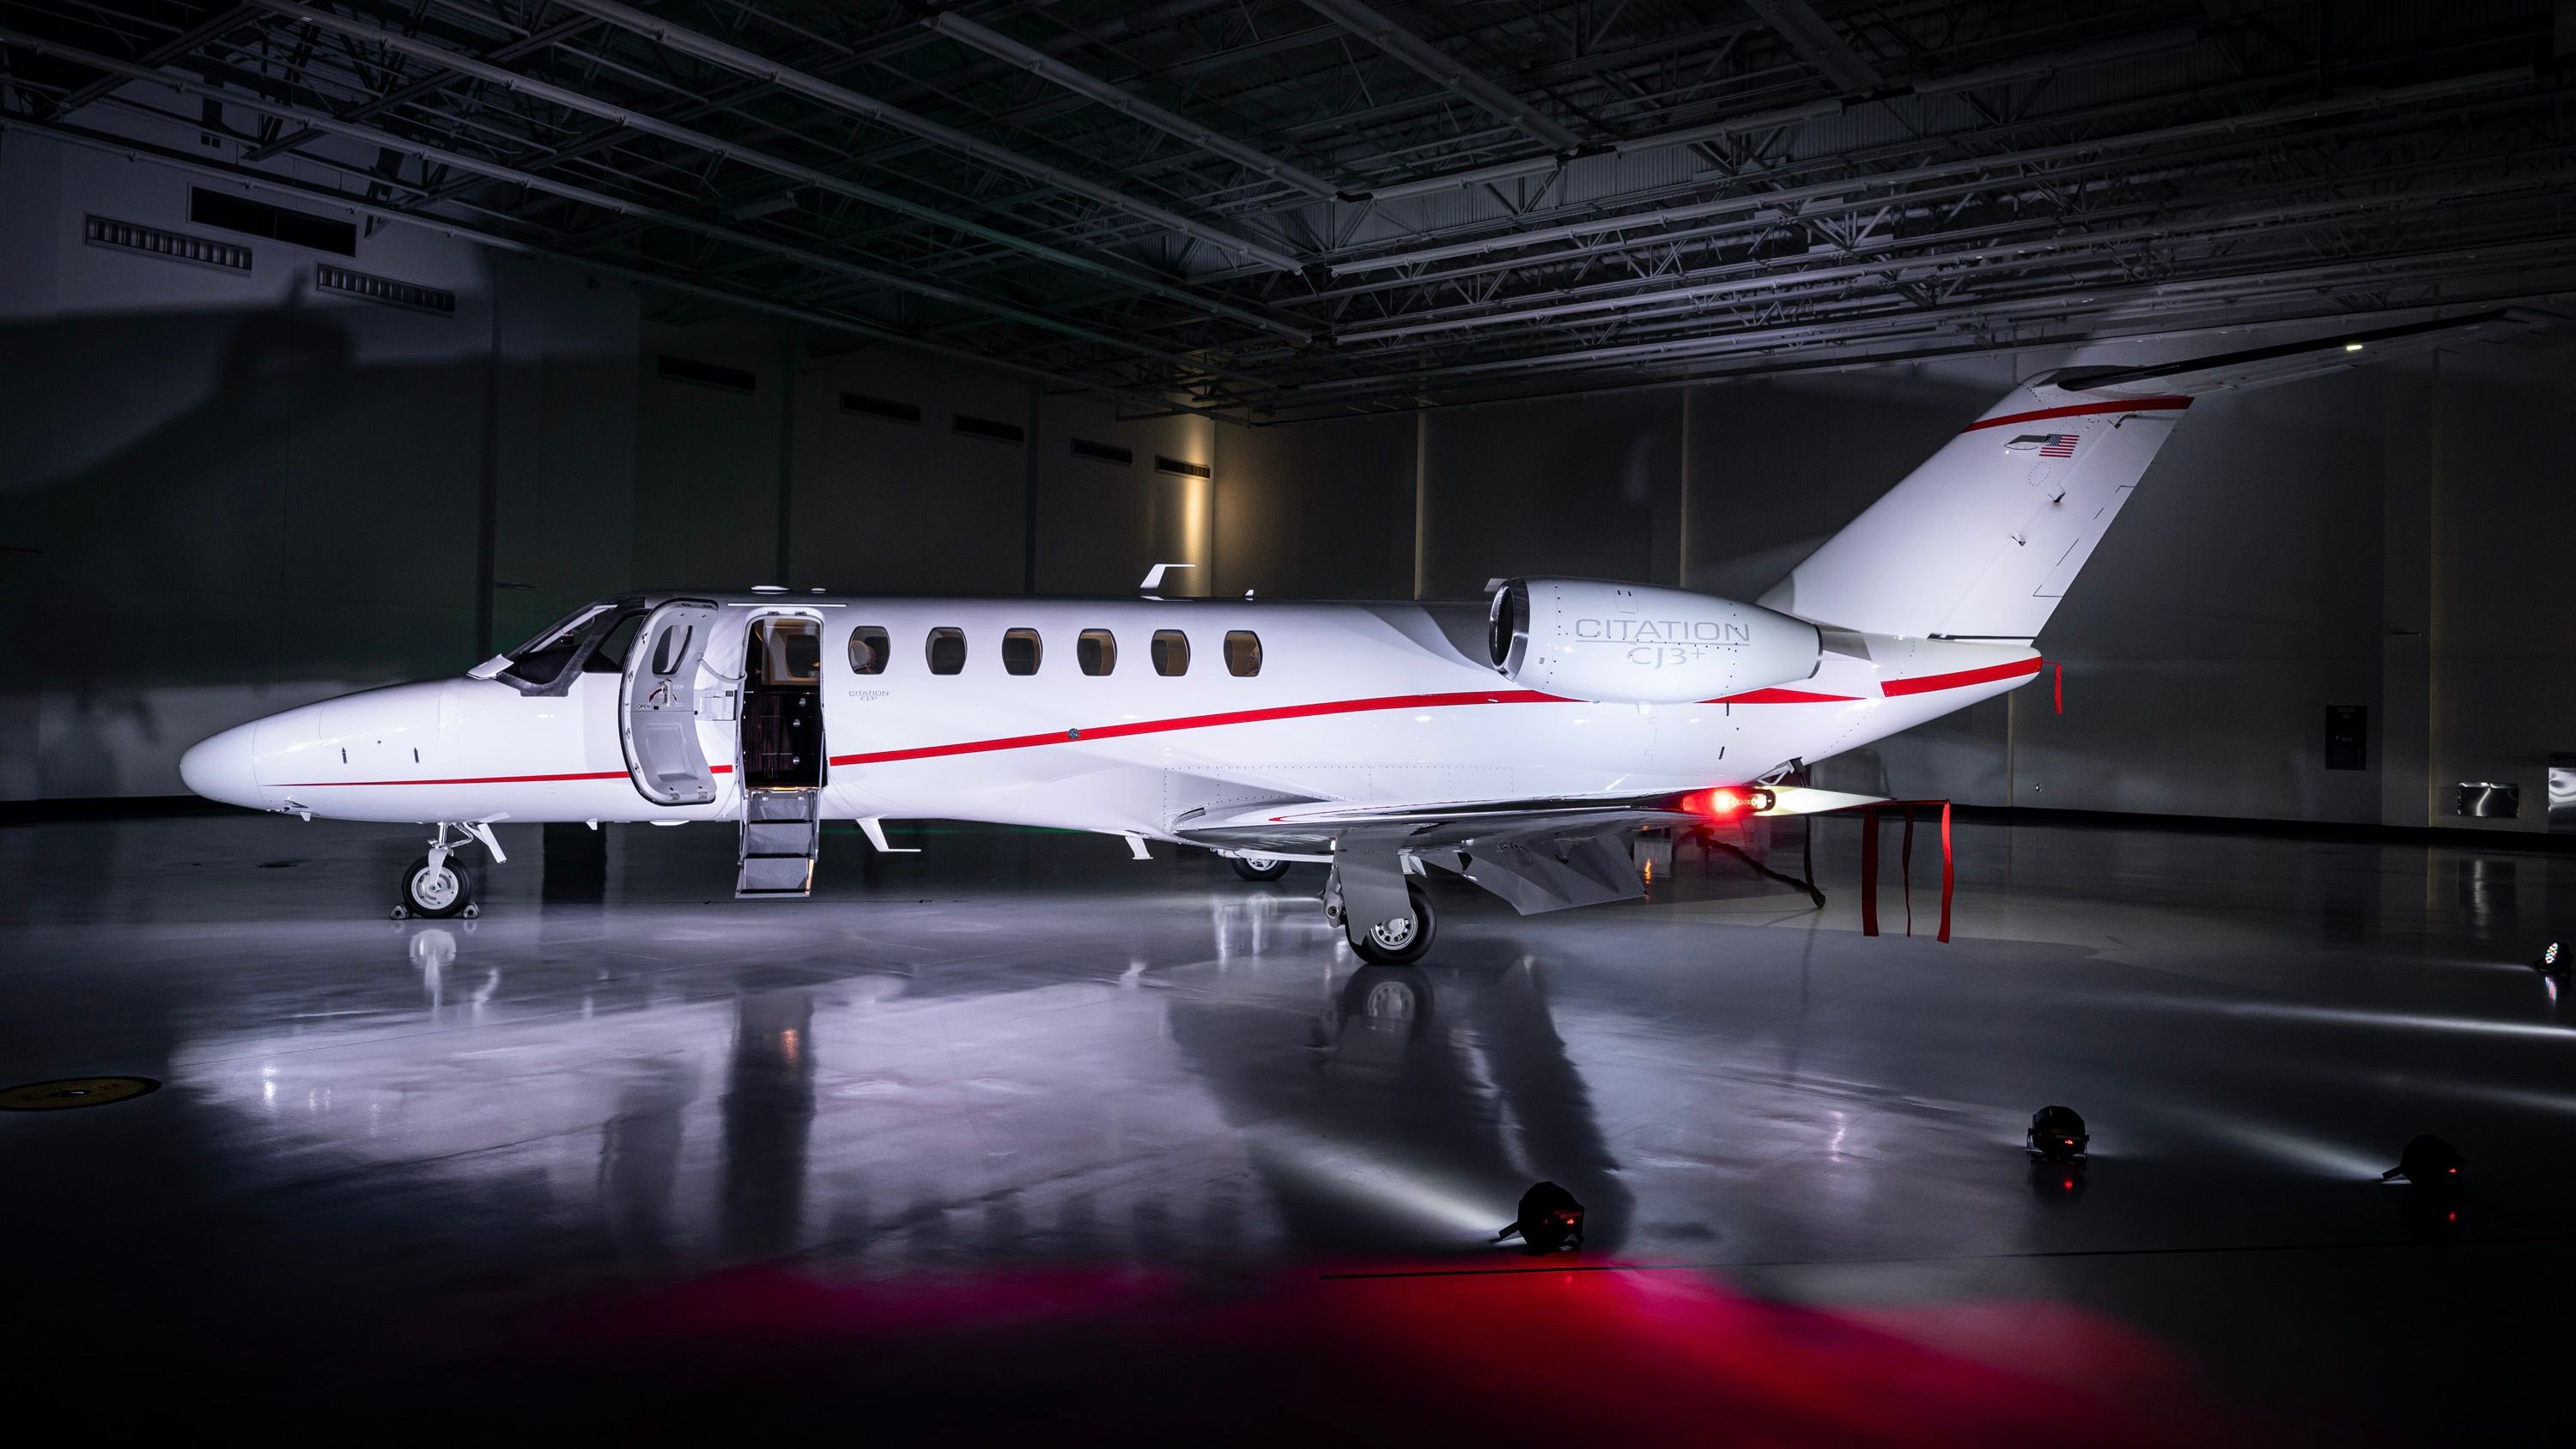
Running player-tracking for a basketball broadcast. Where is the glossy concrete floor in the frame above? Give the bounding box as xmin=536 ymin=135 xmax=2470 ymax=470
xmin=4 ymin=809 xmax=2572 ymax=1443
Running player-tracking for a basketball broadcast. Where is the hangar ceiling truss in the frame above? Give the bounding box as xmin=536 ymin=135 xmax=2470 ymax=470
xmin=5 ymin=0 xmax=2575 ymax=421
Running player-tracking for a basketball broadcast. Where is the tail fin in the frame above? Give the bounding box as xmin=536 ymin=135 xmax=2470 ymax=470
xmin=1757 ymin=309 xmax=2554 ymax=639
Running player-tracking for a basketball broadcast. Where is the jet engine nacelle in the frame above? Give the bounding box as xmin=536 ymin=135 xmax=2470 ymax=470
xmin=1487 ymin=578 xmax=1823 ymax=704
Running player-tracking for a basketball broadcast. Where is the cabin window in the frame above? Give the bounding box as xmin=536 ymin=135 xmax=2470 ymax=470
xmin=1223 ymin=630 xmax=1261 ymax=677
xmin=848 ymin=626 xmax=890 ymax=675
xmin=927 ymin=627 xmax=967 ymax=676
xmin=1078 ymin=628 xmax=1116 ymax=676
xmin=1002 ymin=627 xmax=1042 ymax=676
xmin=1151 ymin=630 xmax=1190 ymax=676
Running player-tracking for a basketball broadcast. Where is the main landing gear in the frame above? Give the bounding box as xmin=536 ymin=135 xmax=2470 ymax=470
xmin=1229 ymin=852 xmax=1291 ymax=882
xmin=1324 ymin=864 xmax=1436 ymax=967
xmin=393 ymin=821 xmax=507 ymax=920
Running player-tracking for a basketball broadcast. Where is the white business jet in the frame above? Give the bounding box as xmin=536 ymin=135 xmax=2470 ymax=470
xmin=180 ymin=312 xmax=2545 ymax=962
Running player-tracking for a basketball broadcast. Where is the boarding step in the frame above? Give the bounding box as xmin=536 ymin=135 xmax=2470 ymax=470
xmin=737 ymin=787 xmax=822 ymax=899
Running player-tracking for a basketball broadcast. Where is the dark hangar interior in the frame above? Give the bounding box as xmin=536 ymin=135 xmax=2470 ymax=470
xmin=3 ymin=2 xmax=2574 ymax=1441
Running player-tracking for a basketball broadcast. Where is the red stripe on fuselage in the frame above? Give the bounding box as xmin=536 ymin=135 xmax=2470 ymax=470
xmin=1962 ymin=397 xmax=2190 ymax=432
xmin=272 ymin=667 xmax=2031 ymax=789
xmin=276 ymin=764 xmax=730 ymax=788
xmin=1878 ymin=657 xmax=2045 ymax=695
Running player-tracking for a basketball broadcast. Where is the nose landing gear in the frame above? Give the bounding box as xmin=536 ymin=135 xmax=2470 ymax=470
xmin=392 ymin=820 xmax=506 ymax=919
xmin=398 ymin=854 xmax=477 ymax=919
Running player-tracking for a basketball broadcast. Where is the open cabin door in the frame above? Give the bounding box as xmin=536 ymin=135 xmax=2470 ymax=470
xmin=620 ymin=599 xmax=722 ymax=805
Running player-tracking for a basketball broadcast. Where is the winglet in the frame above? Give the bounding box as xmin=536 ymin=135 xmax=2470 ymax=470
xmin=1139 ymin=562 xmax=1195 ymax=592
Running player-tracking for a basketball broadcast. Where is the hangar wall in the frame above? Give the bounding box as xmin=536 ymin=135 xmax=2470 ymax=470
xmin=3 ymin=131 xmax=2567 ymax=829
xmin=1208 ymin=344 xmax=2576 ymax=836
xmin=0 ymin=130 xmax=637 ymax=802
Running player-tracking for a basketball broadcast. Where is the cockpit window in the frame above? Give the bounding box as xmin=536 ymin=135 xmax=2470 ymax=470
xmin=500 ymin=603 xmax=614 ymax=690
xmin=581 ymin=610 xmax=647 ymax=672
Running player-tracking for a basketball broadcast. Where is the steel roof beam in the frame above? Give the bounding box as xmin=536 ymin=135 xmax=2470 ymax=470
xmin=45 ymin=1 xmax=259 ymax=118
xmin=0 ymin=23 xmax=1264 ymax=386
xmin=1322 ymin=67 xmax=2533 ymax=277
xmin=1299 ymin=0 xmax=1583 ymax=154
xmin=1741 ymin=0 xmax=1881 ymax=93
xmin=0 ymin=106 xmax=1236 ymax=418
xmin=541 ymin=0 xmax=1303 ymax=272
xmin=240 ymin=10 xmax=603 ymax=162
xmin=920 ymin=9 xmax=1342 ymax=199
xmin=239 ymin=2 xmax=1309 ymax=340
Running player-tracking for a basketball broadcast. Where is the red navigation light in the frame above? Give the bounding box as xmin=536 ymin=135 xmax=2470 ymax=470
xmin=1686 ymin=788 xmax=1747 ymax=819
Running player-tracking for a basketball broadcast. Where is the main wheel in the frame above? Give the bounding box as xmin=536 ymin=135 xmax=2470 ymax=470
xmin=1346 ymin=882 xmax=1435 ymax=966
xmin=399 ymin=853 xmax=474 ymax=919
xmin=1230 ymin=852 xmax=1291 ymax=882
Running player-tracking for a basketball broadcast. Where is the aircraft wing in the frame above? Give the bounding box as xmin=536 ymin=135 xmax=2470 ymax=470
xmin=1172 ymin=785 xmax=1883 ymax=915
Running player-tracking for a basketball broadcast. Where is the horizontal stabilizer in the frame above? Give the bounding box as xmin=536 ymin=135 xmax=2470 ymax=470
xmin=2046 ymin=308 xmax=2557 ymax=399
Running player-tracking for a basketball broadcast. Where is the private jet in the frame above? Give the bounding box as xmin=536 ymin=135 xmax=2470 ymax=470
xmin=180 ymin=311 xmax=2548 ymax=963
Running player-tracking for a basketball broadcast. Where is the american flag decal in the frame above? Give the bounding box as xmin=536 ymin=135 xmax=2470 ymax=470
xmin=2002 ymin=431 xmax=2082 ymax=456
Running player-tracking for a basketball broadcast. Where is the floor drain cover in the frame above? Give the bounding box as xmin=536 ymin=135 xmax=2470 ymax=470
xmin=0 ymin=1076 xmax=161 ymax=1111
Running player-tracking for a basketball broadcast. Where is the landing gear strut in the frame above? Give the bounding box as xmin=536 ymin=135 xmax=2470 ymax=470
xmin=392 ymin=821 xmax=505 ymax=920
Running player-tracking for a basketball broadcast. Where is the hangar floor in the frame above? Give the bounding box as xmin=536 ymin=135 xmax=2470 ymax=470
xmin=4 ymin=809 xmax=2570 ymax=1443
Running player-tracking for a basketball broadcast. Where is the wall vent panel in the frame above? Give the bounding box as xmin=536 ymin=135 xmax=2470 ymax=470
xmin=953 ymin=413 xmax=1025 ymax=444
xmin=841 ymin=391 xmax=920 ymax=424
xmin=314 ymin=264 xmax=454 ymax=316
xmin=1072 ymin=438 xmax=1133 ymax=466
xmin=657 ymin=355 xmax=757 ymax=393
xmin=1155 ymin=455 xmax=1211 ymax=478
xmin=83 ymin=215 xmax=251 ymax=272
xmin=189 ymin=187 xmax=355 ymax=256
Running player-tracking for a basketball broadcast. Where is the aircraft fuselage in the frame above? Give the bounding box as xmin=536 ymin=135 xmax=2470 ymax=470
xmin=180 ymin=594 xmax=2037 ymax=834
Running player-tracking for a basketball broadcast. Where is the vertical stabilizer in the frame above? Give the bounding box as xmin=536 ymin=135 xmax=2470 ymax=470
xmin=1757 ymin=309 xmax=2550 ymax=639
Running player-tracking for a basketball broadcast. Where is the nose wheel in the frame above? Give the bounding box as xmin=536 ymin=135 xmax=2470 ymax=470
xmin=391 ymin=821 xmax=503 ymax=919
xmin=396 ymin=854 xmax=477 ymax=919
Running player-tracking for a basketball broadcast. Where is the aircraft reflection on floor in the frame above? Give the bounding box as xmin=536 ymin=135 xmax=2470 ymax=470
xmin=180 ymin=899 xmax=1641 ymax=1265
xmin=1165 ymin=937 xmax=1635 ymax=1252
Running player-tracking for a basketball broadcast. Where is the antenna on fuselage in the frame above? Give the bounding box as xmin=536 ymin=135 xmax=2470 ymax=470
xmin=1138 ymin=562 xmax=1194 ymax=597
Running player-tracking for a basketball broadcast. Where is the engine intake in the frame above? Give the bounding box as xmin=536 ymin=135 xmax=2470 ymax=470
xmin=1488 ymin=578 xmax=1822 ymax=704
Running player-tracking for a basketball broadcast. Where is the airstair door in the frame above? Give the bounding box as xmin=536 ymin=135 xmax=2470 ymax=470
xmin=737 ymin=787 xmax=823 ymax=898
xmin=619 ymin=598 xmax=722 ymax=805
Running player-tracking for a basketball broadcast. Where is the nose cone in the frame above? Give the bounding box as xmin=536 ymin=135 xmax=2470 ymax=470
xmin=180 ymin=724 xmax=265 ymax=809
